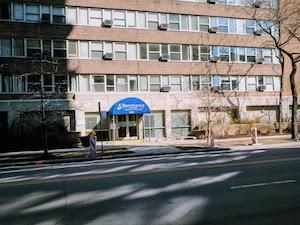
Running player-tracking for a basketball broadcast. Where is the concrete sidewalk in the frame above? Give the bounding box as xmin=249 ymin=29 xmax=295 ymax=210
xmin=0 ymin=134 xmax=299 ymax=167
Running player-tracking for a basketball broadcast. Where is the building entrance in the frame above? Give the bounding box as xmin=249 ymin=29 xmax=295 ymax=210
xmin=117 ymin=114 xmax=138 ymax=139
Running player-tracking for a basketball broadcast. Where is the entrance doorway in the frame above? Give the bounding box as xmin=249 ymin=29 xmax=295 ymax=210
xmin=117 ymin=114 xmax=138 ymax=139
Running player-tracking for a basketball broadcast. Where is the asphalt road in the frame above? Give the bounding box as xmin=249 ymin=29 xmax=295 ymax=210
xmin=0 ymin=147 xmax=300 ymax=225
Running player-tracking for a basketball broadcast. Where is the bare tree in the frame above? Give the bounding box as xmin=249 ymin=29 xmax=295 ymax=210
xmin=241 ymin=0 xmax=300 ymax=139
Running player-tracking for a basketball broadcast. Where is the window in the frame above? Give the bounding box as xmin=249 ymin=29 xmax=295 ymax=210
xmin=27 ymin=75 xmax=41 ymax=92
xmin=114 ymin=43 xmax=126 ymax=60
xmin=127 ymin=11 xmax=136 ymax=27
xmin=246 ymin=48 xmax=256 ymax=62
xmin=79 ymin=8 xmax=88 ymax=25
xmin=230 ymin=47 xmax=237 ymax=61
xmin=139 ymin=43 xmax=147 ymax=59
xmin=220 ymin=76 xmax=230 ymax=90
xmin=246 ymin=20 xmax=255 ymax=34
xmin=218 ymin=18 xmax=229 ymax=33
xmin=90 ymin=8 xmax=102 ymax=26
xmin=91 ymin=42 xmax=103 ymax=59
xmin=129 ymin=75 xmax=138 ymax=91
xmin=114 ymin=10 xmax=125 ymax=27
xmin=81 ymin=75 xmax=90 ymax=92
xmin=200 ymin=46 xmax=210 ymax=61
xmin=80 ymin=41 xmax=89 ymax=58
xmin=263 ymin=49 xmax=272 ymax=63
xmin=148 ymin=44 xmax=160 ymax=60
xmin=54 ymin=74 xmax=67 ymax=92
xmin=219 ymin=47 xmax=229 ymax=61
xmin=1 ymin=38 xmax=12 ymax=57
xmin=116 ymin=75 xmax=128 ymax=92
xmin=171 ymin=111 xmax=190 ymax=137
xmin=44 ymin=74 xmax=53 ymax=92
xmin=68 ymin=41 xmax=78 ymax=58
xmin=199 ymin=16 xmax=209 ymax=32
xmin=14 ymin=39 xmax=25 ymax=56
xmin=183 ymin=76 xmax=191 ymax=91
xmin=144 ymin=111 xmax=165 ymax=138
xmin=53 ymin=40 xmax=66 ymax=58
xmin=140 ymin=76 xmax=148 ymax=91
xmin=26 ymin=4 xmax=40 ymax=22
xmin=138 ymin=12 xmax=146 ymax=28
xmin=238 ymin=48 xmax=246 ymax=62
xmin=26 ymin=39 xmax=41 ymax=57
xmin=127 ymin=43 xmax=137 ymax=60
xmin=52 ymin=6 xmax=65 ymax=24
xmin=170 ymin=45 xmax=180 ymax=60
xmin=169 ymin=14 xmax=180 ymax=30
xmin=171 ymin=76 xmax=181 ymax=91
xmin=150 ymin=76 xmax=161 ymax=92
xmin=2 ymin=74 xmax=13 ymax=92
xmin=192 ymin=76 xmax=200 ymax=90
xmin=247 ymin=76 xmax=257 ymax=91
xmin=182 ymin=45 xmax=189 ymax=61
xmin=181 ymin=15 xmax=189 ymax=30
xmin=0 ymin=3 xmax=10 ymax=20
xmin=106 ymin=75 xmax=114 ymax=91
xmin=93 ymin=75 xmax=105 ymax=92
xmin=147 ymin=13 xmax=159 ymax=29
xmin=229 ymin=18 xmax=236 ymax=33
xmin=191 ymin=16 xmax=198 ymax=31
xmin=192 ymin=46 xmax=199 ymax=61
xmin=13 ymin=3 xmax=24 ymax=21
xmin=200 ymin=76 xmax=211 ymax=91
xmin=14 ymin=75 xmax=26 ymax=92
xmin=66 ymin=7 xmax=77 ymax=24
xmin=42 ymin=40 xmax=51 ymax=57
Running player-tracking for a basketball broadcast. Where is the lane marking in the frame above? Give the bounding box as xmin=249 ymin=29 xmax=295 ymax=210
xmin=1 ymin=157 xmax=300 ymax=188
xmin=231 ymin=180 xmax=296 ymax=189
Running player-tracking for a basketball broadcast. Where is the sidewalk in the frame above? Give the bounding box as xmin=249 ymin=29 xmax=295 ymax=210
xmin=0 ymin=134 xmax=299 ymax=167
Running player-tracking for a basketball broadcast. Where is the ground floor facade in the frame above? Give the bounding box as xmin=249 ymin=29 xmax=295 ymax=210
xmin=1 ymin=93 xmax=299 ymax=141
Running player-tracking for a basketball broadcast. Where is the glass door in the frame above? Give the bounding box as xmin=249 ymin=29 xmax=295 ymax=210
xmin=117 ymin=115 xmax=126 ymax=138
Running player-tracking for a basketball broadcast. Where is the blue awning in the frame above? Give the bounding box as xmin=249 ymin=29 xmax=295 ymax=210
xmin=109 ymin=97 xmax=150 ymax=115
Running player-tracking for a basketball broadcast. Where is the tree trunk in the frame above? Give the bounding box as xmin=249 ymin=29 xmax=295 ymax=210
xmin=290 ymin=61 xmax=298 ymax=140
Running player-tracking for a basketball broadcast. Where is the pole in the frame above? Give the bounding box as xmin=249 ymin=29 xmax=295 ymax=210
xmin=98 ymin=102 xmax=104 ymax=154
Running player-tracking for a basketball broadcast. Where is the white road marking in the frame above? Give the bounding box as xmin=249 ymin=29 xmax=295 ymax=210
xmin=230 ymin=180 xmax=296 ymax=189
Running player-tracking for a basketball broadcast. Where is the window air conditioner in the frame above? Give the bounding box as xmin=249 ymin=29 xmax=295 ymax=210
xmin=102 ymin=53 xmax=114 ymax=60
xmin=161 ymin=86 xmax=171 ymax=92
xmin=254 ymin=29 xmax=263 ymax=36
xmin=159 ymin=54 xmax=170 ymax=62
xmin=211 ymin=86 xmax=221 ymax=92
xmin=41 ymin=14 xmax=50 ymax=23
xmin=257 ymin=85 xmax=266 ymax=91
xmin=256 ymin=58 xmax=265 ymax=64
xmin=209 ymin=56 xmax=219 ymax=63
xmin=207 ymin=0 xmax=218 ymax=3
xmin=102 ymin=20 xmax=113 ymax=27
xmin=253 ymin=1 xmax=262 ymax=8
xmin=209 ymin=26 xmax=219 ymax=33
xmin=158 ymin=23 xmax=169 ymax=30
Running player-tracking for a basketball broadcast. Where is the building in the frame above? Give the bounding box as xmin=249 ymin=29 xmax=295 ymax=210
xmin=0 ymin=0 xmax=299 ymax=141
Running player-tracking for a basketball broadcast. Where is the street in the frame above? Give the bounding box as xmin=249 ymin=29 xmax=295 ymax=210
xmin=0 ymin=147 xmax=300 ymax=225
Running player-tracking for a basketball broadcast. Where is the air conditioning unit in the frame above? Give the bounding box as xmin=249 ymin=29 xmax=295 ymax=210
xmin=158 ymin=23 xmax=169 ymax=30
xmin=253 ymin=1 xmax=262 ymax=8
xmin=161 ymin=86 xmax=171 ymax=92
xmin=209 ymin=56 xmax=219 ymax=63
xmin=254 ymin=29 xmax=263 ymax=36
xmin=159 ymin=54 xmax=170 ymax=62
xmin=209 ymin=26 xmax=219 ymax=33
xmin=256 ymin=58 xmax=265 ymax=64
xmin=211 ymin=86 xmax=221 ymax=92
xmin=207 ymin=0 xmax=218 ymax=3
xmin=41 ymin=14 xmax=50 ymax=23
xmin=102 ymin=20 xmax=113 ymax=27
xmin=257 ymin=85 xmax=266 ymax=91
xmin=102 ymin=53 xmax=114 ymax=60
